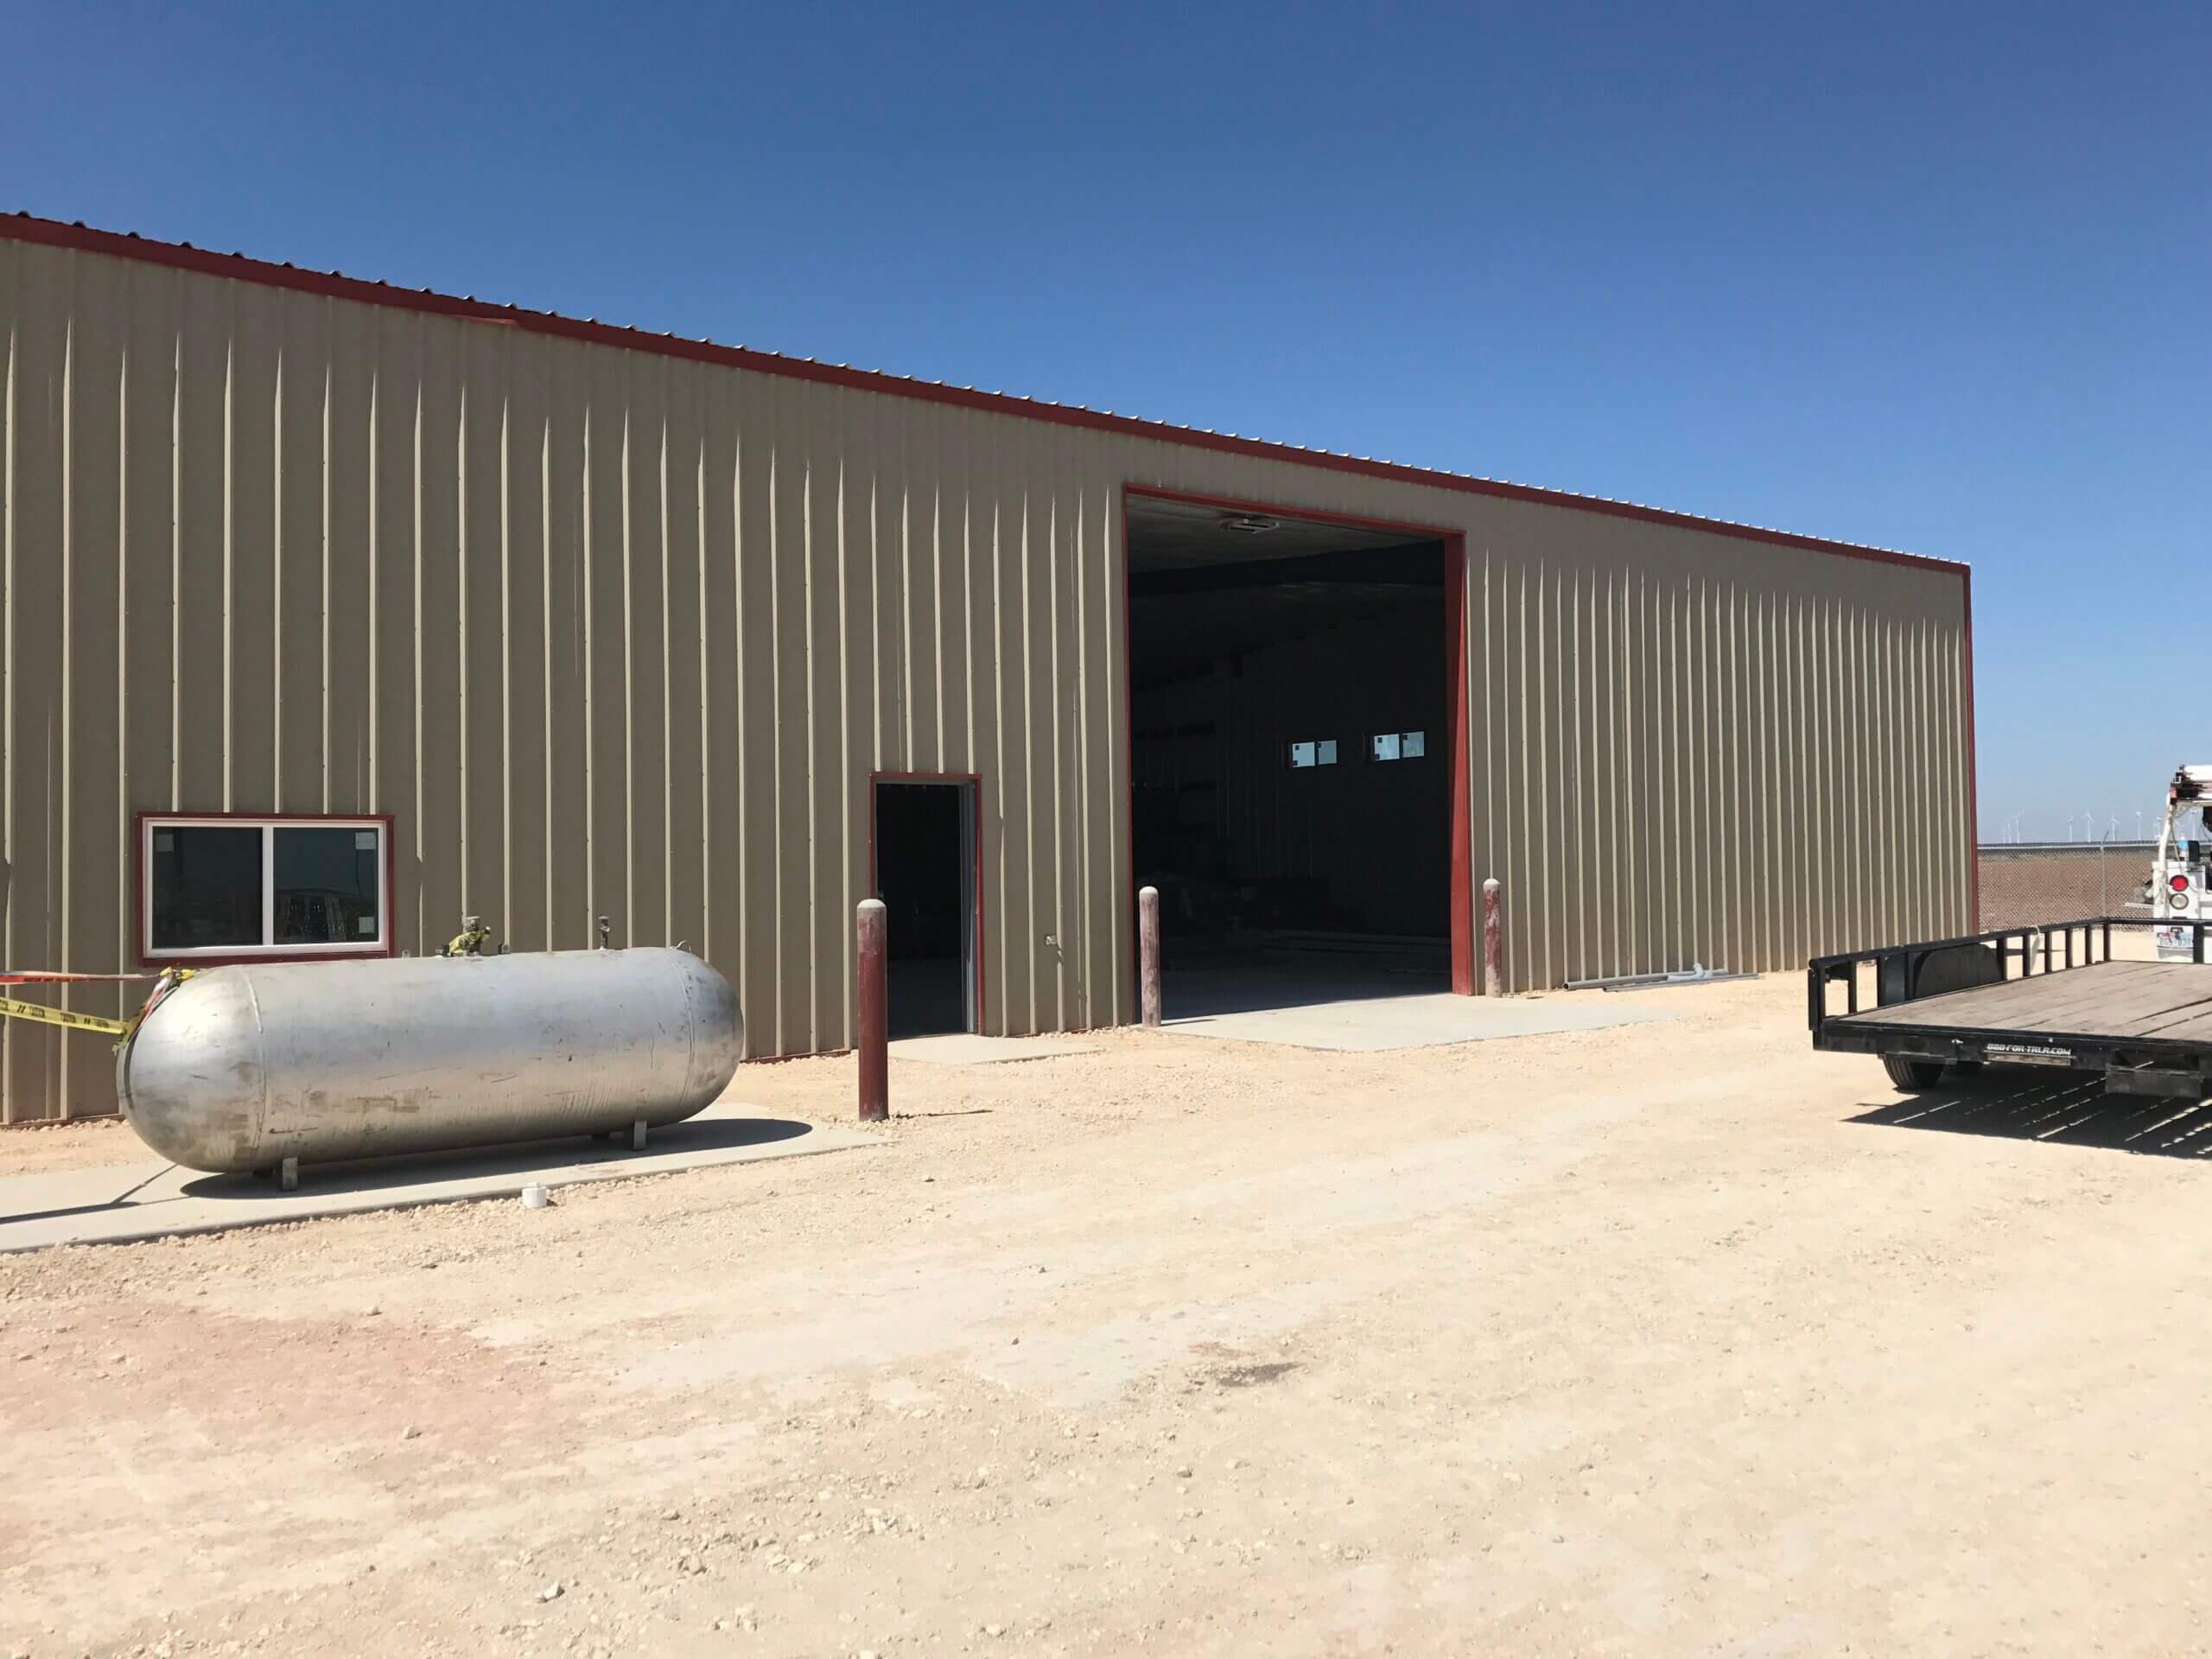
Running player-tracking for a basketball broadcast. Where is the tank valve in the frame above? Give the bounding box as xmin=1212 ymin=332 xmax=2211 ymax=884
xmin=444 ymin=915 xmax=494 ymax=958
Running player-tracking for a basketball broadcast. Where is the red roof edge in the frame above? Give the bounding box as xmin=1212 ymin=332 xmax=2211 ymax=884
xmin=2 ymin=211 xmax=1966 ymax=580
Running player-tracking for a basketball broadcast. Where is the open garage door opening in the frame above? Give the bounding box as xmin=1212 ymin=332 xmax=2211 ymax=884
xmin=1125 ymin=489 xmax=1466 ymax=1022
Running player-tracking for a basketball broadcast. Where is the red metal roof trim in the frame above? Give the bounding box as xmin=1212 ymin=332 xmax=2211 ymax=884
xmin=2 ymin=211 xmax=1965 ymax=578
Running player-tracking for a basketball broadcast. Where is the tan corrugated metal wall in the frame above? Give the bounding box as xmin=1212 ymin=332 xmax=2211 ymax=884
xmin=0 ymin=234 xmax=1972 ymax=1122
xmin=1467 ymin=521 xmax=1970 ymax=990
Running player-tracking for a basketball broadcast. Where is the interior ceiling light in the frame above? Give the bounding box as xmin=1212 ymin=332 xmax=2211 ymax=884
xmin=1220 ymin=514 xmax=1279 ymax=534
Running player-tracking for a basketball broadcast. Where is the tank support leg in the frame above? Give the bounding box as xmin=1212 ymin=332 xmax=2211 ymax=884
xmin=632 ymin=1119 xmax=648 ymax=1152
xmin=279 ymin=1156 xmax=299 ymax=1193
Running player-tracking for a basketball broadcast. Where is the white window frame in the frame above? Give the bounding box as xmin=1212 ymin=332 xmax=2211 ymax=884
xmin=140 ymin=814 xmax=391 ymax=963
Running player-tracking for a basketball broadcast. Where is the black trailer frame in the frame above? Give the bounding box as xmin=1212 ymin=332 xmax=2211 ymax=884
xmin=1809 ymin=917 xmax=2212 ymax=1099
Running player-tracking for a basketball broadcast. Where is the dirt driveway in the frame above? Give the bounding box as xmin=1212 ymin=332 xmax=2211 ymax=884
xmin=4 ymin=974 xmax=2209 ymax=1657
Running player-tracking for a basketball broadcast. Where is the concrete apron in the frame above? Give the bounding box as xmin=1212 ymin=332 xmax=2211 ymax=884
xmin=0 ymin=1102 xmax=875 ymax=1254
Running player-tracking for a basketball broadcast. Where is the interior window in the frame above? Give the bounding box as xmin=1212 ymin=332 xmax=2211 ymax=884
xmin=1370 ymin=730 xmax=1427 ymax=762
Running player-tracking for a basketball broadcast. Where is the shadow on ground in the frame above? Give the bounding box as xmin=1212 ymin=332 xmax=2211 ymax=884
xmin=1851 ymin=1071 xmax=2212 ymax=1159
xmin=172 ymin=1116 xmax=815 ymax=1203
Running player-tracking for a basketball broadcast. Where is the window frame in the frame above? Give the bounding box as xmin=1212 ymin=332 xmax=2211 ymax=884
xmin=1369 ymin=730 xmax=1428 ymax=764
xmin=137 ymin=810 xmax=397 ymax=966
xmin=1286 ymin=738 xmax=1339 ymax=771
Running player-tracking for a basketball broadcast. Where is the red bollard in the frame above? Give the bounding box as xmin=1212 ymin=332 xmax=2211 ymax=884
xmin=857 ymin=899 xmax=888 ymax=1122
xmin=1138 ymin=885 xmax=1162 ymax=1027
xmin=1482 ymin=877 xmax=1504 ymax=997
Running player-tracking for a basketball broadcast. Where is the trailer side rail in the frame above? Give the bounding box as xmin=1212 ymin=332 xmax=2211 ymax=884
xmin=1809 ymin=917 xmax=2212 ymax=1098
xmin=1805 ymin=916 xmax=2173 ymax=1039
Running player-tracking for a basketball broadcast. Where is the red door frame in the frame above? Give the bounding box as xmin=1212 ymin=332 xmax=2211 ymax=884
xmin=1119 ymin=484 xmax=1475 ymax=1006
xmin=866 ymin=771 xmax=987 ymax=1033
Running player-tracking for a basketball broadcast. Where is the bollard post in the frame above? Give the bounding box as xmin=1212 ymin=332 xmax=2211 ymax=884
xmin=857 ymin=899 xmax=888 ymax=1122
xmin=1482 ymin=878 xmax=1504 ymax=997
xmin=1138 ymin=885 xmax=1162 ymax=1027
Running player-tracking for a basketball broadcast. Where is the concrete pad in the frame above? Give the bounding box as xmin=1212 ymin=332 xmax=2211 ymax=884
xmin=0 ymin=1102 xmax=874 ymax=1254
xmin=1162 ymin=990 xmax=1675 ymax=1052
xmin=890 ymin=1033 xmax=1101 ymax=1065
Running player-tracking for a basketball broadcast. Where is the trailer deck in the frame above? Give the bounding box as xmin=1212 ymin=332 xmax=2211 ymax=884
xmin=1810 ymin=918 xmax=2212 ymax=1099
xmin=1834 ymin=960 xmax=2212 ymax=1046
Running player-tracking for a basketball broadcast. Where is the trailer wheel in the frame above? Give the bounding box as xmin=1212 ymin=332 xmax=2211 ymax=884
xmin=1882 ymin=1054 xmax=1947 ymax=1090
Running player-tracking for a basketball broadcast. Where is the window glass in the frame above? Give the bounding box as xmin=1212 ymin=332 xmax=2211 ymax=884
xmin=145 ymin=817 xmax=386 ymax=957
xmin=149 ymin=826 xmax=263 ymax=950
xmin=1371 ymin=733 xmax=1402 ymax=762
xmin=1316 ymin=739 xmax=1338 ymax=766
xmin=1402 ymin=730 xmax=1426 ymax=759
xmin=1288 ymin=741 xmax=1317 ymax=769
xmin=275 ymin=826 xmax=382 ymax=944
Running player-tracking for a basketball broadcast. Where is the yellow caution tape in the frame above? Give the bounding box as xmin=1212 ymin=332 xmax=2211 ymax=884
xmin=112 ymin=968 xmax=194 ymax=1050
xmin=0 ymin=969 xmax=157 ymax=984
xmin=0 ymin=966 xmax=196 ymax=1047
xmin=0 ymin=994 xmax=130 ymax=1037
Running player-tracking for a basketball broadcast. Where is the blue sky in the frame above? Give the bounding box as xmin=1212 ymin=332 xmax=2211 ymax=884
xmin=4 ymin=0 xmax=2203 ymax=842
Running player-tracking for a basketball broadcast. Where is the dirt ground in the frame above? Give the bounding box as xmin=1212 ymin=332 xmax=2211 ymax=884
xmin=5 ymin=973 xmax=2211 ymax=1658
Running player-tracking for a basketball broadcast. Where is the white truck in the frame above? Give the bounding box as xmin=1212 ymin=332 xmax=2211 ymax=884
xmin=2149 ymin=765 xmax=2212 ymax=960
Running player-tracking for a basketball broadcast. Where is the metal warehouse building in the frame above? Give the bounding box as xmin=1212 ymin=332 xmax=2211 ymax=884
xmin=0 ymin=214 xmax=1975 ymax=1123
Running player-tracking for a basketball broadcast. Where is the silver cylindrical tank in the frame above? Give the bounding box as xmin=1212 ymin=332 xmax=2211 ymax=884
xmin=117 ymin=948 xmax=743 ymax=1173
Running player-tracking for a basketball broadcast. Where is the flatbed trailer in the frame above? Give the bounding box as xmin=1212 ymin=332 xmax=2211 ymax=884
xmin=1810 ymin=917 xmax=2212 ymax=1099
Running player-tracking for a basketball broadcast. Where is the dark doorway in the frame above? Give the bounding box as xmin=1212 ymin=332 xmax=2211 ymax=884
xmin=872 ymin=778 xmax=978 ymax=1038
xmin=1125 ymin=489 xmax=1459 ymax=1018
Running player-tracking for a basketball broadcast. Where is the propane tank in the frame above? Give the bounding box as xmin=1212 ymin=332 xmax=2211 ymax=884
xmin=116 ymin=947 xmax=742 ymax=1174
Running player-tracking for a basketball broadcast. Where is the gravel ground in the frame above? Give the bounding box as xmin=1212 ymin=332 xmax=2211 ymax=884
xmin=4 ymin=973 xmax=2211 ymax=1657
xmin=0 ymin=1116 xmax=141 ymax=1176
